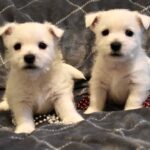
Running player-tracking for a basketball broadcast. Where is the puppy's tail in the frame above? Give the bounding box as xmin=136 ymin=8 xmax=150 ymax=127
xmin=63 ymin=63 xmax=85 ymax=80
xmin=147 ymin=57 xmax=150 ymax=65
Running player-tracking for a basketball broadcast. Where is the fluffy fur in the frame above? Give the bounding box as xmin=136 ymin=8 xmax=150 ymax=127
xmin=0 ymin=22 xmax=84 ymax=133
xmin=84 ymin=9 xmax=150 ymax=113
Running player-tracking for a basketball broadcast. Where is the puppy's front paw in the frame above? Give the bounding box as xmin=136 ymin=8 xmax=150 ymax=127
xmin=15 ymin=124 xmax=35 ymax=134
xmin=84 ymin=107 xmax=100 ymax=114
xmin=124 ymin=105 xmax=142 ymax=110
xmin=63 ymin=115 xmax=84 ymax=124
xmin=0 ymin=101 xmax=9 ymax=111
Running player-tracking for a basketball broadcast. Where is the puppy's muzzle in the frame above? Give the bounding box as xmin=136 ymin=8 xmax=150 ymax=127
xmin=110 ymin=41 xmax=122 ymax=56
xmin=24 ymin=54 xmax=35 ymax=64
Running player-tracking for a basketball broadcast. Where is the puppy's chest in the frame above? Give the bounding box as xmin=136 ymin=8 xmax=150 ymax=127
xmin=34 ymin=84 xmax=58 ymax=112
xmin=107 ymin=72 xmax=130 ymax=103
xmin=26 ymin=83 xmax=58 ymax=113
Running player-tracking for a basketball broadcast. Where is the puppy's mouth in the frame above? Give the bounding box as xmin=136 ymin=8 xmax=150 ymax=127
xmin=110 ymin=53 xmax=123 ymax=57
xmin=23 ymin=65 xmax=39 ymax=70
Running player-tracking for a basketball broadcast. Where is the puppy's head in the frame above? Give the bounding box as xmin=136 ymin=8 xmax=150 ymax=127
xmin=85 ymin=9 xmax=150 ymax=59
xmin=0 ymin=22 xmax=64 ymax=72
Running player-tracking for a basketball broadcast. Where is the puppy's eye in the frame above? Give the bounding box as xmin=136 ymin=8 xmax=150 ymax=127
xmin=125 ymin=29 xmax=134 ymax=37
xmin=14 ymin=43 xmax=21 ymax=51
xmin=101 ymin=29 xmax=109 ymax=36
xmin=38 ymin=42 xmax=47 ymax=49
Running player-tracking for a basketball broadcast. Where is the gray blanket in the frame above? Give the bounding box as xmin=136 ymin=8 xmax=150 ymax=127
xmin=0 ymin=0 xmax=150 ymax=149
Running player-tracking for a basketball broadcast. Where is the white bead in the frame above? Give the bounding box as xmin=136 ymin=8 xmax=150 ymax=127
xmin=39 ymin=120 xmax=43 ymax=123
xmin=47 ymin=116 xmax=50 ymax=119
xmin=35 ymin=122 xmax=39 ymax=126
xmin=48 ymin=120 xmax=53 ymax=123
xmin=35 ymin=117 xmax=39 ymax=120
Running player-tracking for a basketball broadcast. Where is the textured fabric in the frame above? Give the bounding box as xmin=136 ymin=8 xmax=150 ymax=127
xmin=0 ymin=0 xmax=150 ymax=149
xmin=1 ymin=108 xmax=150 ymax=150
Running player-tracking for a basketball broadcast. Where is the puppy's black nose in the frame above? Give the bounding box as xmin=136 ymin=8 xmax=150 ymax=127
xmin=24 ymin=54 xmax=35 ymax=64
xmin=111 ymin=42 xmax=122 ymax=52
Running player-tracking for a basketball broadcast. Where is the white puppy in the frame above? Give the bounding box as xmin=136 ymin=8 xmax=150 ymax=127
xmin=0 ymin=22 xmax=84 ymax=133
xmin=84 ymin=9 xmax=150 ymax=113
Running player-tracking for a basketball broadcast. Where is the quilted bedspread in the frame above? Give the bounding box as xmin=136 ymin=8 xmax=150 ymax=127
xmin=0 ymin=0 xmax=150 ymax=149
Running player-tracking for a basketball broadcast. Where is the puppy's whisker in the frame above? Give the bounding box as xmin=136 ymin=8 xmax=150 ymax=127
xmin=45 ymin=67 xmax=50 ymax=71
xmin=42 ymin=67 xmax=50 ymax=74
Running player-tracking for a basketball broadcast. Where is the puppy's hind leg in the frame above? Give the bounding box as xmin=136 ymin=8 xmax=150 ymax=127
xmin=54 ymin=93 xmax=84 ymax=124
xmin=0 ymin=96 xmax=9 ymax=111
xmin=13 ymin=102 xmax=35 ymax=134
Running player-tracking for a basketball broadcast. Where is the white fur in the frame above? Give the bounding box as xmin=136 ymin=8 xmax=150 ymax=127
xmin=84 ymin=9 xmax=150 ymax=113
xmin=0 ymin=22 xmax=84 ymax=133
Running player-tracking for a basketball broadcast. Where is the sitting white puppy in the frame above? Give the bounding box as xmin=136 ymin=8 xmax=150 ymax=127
xmin=0 ymin=22 xmax=84 ymax=133
xmin=85 ymin=9 xmax=150 ymax=113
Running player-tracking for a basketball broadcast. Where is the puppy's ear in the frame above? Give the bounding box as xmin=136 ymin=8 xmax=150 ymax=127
xmin=44 ymin=22 xmax=64 ymax=38
xmin=85 ymin=12 xmax=100 ymax=28
xmin=136 ymin=13 xmax=150 ymax=30
xmin=0 ymin=23 xmax=15 ymax=36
